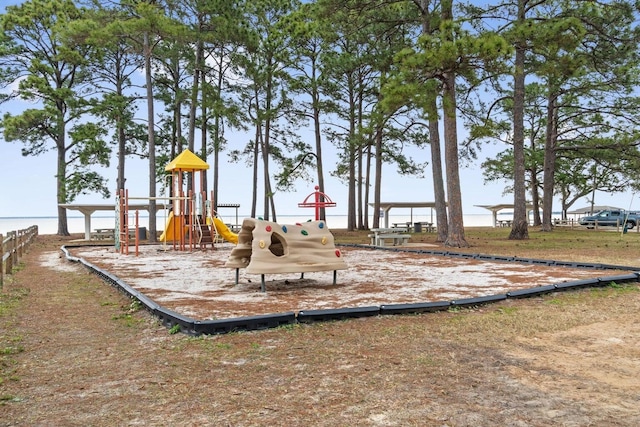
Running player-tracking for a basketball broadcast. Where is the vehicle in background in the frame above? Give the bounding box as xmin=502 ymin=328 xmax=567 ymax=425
xmin=578 ymin=209 xmax=640 ymax=229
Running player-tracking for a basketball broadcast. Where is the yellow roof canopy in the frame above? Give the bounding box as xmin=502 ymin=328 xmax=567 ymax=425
xmin=164 ymin=149 xmax=209 ymax=171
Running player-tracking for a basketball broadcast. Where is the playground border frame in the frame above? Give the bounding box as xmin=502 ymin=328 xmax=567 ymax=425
xmin=60 ymin=244 xmax=640 ymax=336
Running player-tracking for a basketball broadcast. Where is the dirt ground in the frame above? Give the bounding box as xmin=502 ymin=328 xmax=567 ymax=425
xmin=1 ymin=234 xmax=640 ymax=426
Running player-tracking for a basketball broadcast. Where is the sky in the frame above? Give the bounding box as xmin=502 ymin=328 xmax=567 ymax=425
xmin=0 ymin=0 xmax=635 ymax=220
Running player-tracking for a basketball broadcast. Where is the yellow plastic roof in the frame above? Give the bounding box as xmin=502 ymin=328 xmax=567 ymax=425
xmin=164 ymin=149 xmax=209 ymax=171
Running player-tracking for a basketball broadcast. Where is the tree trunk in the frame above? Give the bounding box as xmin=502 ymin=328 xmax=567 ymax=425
xmin=348 ymin=134 xmax=357 ymax=230
xmin=251 ymin=120 xmax=259 ymax=219
xmin=442 ymin=70 xmax=468 ymax=247
xmin=357 ymin=89 xmax=365 ymax=230
xmin=419 ymin=0 xmax=447 ymax=242
xmin=56 ymin=130 xmax=69 ymax=236
xmin=509 ymin=15 xmax=529 ymax=240
xmin=441 ymin=0 xmax=468 ymax=248
xmin=213 ymin=49 xmax=225 ymax=212
xmin=187 ymin=40 xmax=203 ymax=153
xmin=541 ymin=91 xmax=558 ymax=232
xmin=374 ymin=127 xmax=383 ymax=231
xmin=347 ymin=86 xmax=357 ymax=231
xmin=144 ymin=32 xmax=157 ymax=242
xmin=117 ymin=124 xmax=126 ymax=191
xmin=364 ymin=141 xmax=372 ymax=230
xmin=200 ymin=75 xmax=208 ymax=195
xmin=262 ymin=58 xmax=275 ymax=221
xmin=530 ymin=169 xmax=542 ymax=226
xmin=428 ymin=101 xmax=447 ymax=242
xmin=357 ymin=133 xmax=364 ymax=230
xmin=116 ymin=73 xmax=126 ymax=192
xmin=262 ymin=125 xmax=271 ymax=221
xmin=313 ymin=93 xmax=326 ymax=221
xmin=186 ymin=39 xmax=203 ymax=195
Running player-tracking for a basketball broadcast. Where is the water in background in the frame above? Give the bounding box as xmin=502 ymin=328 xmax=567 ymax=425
xmin=0 ymin=213 xmax=502 ymax=236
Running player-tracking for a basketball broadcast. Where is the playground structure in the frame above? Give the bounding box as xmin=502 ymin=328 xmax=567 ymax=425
xmin=116 ymin=151 xmax=345 ymax=286
xmin=118 ymin=149 xmax=239 ymax=254
xmin=159 ymin=149 xmax=239 ymax=250
xmin=297 ymin=185 xmax=337 ymax=220
xmin=225 ymin=218 xmax=347 ymax=292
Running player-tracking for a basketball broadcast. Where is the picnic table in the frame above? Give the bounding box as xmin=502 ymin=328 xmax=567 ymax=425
xmin=391 ymin=222 xmax=410 ymax=232
xmin=91 ymin=228 xmax=115 ymax=240
xmin=391 ymin=222 xmax=435 ymax=233
xmin=414 ymin=221 xmax=435 ymax=232
xmin=91 ymin=227 xmax=145 ymax=240
xmin=497 ymin=220 xmax=512 ymax=228
xmin=368 ymin=228 xmax=411 ymax=247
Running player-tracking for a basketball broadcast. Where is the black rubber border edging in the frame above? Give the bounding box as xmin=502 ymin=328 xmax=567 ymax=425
xmin=61 ymin=244 xmax=640 ymax=335
xmin=380 ymin=301 xmax=451 ymax=315
xmin=297 ymin=306 xmax=380 ymax=323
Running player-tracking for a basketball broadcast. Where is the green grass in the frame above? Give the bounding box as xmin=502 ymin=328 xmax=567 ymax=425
xmin=0 ymin=287 xmax=27 ymax=387
xmin=334 ymin=227 xmax=640 ymax=266
xmin=111 ymin=300 xmax=146 ymax=328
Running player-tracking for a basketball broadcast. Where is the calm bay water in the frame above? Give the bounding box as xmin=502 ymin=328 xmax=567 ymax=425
xmin=0 ymin=213 xmax=498 ymax=236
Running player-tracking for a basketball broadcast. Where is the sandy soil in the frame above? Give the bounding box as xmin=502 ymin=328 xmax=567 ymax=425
xmin=66 ymin=243 xmax=624 ymax=320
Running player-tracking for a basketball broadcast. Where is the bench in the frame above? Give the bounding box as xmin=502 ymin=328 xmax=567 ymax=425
xmin=90 ymin=228 xmax=144 ymax=241
xmin=368 ymin=233 xmax=411 ymax=247
xmin=91 ymin=231 xmax=114 ymax=240
xmin=414 ymin=221 xmax=435 ymax=233
xmin=391 ymin=223 xmax=410 ymax=232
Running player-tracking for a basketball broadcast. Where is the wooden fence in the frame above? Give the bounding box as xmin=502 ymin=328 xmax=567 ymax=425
xmin=1 ymin=225 xmax=39 ymax=288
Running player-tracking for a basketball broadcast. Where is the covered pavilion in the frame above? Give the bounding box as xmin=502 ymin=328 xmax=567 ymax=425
xmin=369 ymin=202 xmax=438 ymax=228
xmin=567 ymin=205 xmax=622 ymax=216
xmin=475 ymin=203 xmax=535 ymax=227
xmin=59 ymin=203 xmax=168 ymax=240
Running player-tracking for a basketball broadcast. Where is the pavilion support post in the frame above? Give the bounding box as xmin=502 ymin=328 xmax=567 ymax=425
xmin=82 ymin=212 xmax=91 ymax=240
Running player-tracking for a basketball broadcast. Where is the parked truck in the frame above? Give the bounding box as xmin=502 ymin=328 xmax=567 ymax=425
xmin=578 ymin=209 xmax=640 ymax=229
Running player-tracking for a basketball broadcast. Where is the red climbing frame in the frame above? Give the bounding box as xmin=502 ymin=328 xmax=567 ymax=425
xmin=297 ymin=186 xmax=337 ymax=220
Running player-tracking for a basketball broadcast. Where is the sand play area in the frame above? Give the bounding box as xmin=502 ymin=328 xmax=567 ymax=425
xmin=63 ymin=242 xmax=625 ymax=321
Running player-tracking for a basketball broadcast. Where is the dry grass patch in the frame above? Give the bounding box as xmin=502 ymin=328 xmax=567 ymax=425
xmin=1 ymin=232 xmax=639 ymax=426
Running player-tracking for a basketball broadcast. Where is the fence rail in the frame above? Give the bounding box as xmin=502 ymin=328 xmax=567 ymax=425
xmin=1 ymin=225 xmax=39 ymax=288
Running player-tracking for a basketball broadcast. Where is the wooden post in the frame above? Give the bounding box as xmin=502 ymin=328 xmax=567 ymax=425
xmin=1 ymin=227 xmax=38 ymax=289
xmin=8 ymin=231 xmax=16 ymax=275
xmin=17 ymin=229 xmax=23 ymax=259
xmin=1 ymin=233 xmax=4 ymax=288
